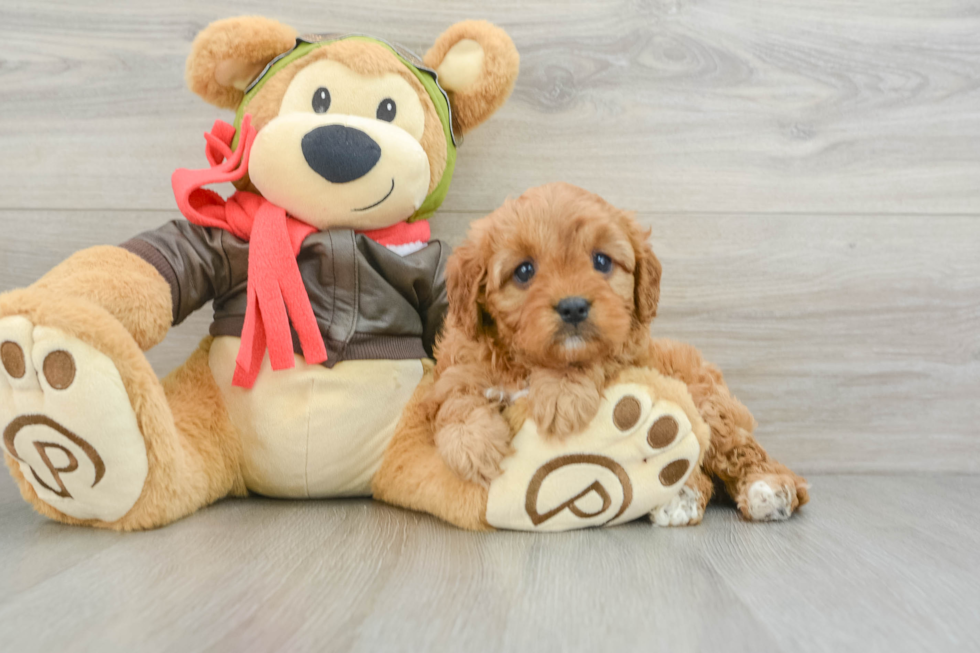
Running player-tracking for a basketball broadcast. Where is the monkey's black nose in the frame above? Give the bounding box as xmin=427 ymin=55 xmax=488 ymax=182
xmin=301 ymin=125 xmax=381 ymax=183
xmin=556 ymin=297 xmax=591 ymax=325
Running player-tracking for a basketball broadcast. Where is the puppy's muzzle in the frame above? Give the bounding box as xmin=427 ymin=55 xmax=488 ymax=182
xmin=301 ymin=125 xmax=381 ymax=183
xmin=556 ymin=296 xmax=591 ymax=325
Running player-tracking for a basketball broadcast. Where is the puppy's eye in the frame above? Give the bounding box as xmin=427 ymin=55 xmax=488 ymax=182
xmin=312 ymin=87 xmax=331 ymax=113
xmin=593 ymin=252 xmax=613 ymax=274
xmin=513 ymin=261 xmax=535 ymax=284
xmin=376 ymin=98 xmax=397 ymax=122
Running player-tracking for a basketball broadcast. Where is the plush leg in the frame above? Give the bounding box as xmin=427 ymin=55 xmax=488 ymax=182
xmin=646 ymin=339 xmax=809 ymax=521
xmin=1 ymin=257 xmax=245 ymax=530
xmin=373 ymin=362 xmax=493 ymax=531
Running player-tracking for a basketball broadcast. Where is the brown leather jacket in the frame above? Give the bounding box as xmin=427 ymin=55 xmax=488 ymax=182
xmin=122 ymin=221 xmax=449 ymax=366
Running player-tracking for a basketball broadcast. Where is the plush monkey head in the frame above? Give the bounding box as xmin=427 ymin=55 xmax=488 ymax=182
xmin=185 ymin=16 xmax=519 ymax=231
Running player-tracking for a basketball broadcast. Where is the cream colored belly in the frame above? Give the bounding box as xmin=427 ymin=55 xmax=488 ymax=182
xmin=209 ymin=336 xmax=424 ymax=499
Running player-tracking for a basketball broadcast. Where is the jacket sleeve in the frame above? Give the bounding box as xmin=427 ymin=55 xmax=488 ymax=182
xmin=120 ymin=220 xmax=244 ymax=326
xmin=419 ymin=240 xmax=450 ymax=357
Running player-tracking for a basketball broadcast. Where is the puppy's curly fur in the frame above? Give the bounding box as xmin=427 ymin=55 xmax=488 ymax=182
xmin=429 ymin=183 xmax=808 ymax=522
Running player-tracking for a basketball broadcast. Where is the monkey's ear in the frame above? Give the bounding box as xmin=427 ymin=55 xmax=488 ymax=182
xmin=445 ymin=229 xmax=490 ymax=340
xmin=424 ymin=20 xmax=519 ymax=135
xmin=185 ymin=16 xmax=297 ymax=109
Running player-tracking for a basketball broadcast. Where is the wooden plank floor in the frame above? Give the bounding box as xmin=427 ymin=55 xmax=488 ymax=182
xmin=1 ymin=472 xmax=978 ymax=653
xmin=1 ymin=1 xmax=979 ymax=651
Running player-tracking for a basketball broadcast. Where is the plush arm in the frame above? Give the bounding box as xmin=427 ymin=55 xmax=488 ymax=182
xmin=419 ymin=241 xmax=450 ymax=358
xmin=120 ymin=220 xmax=241 ymax=329
xmin=30 ymin=246 xmax=173 ymax=351
xmin=29 ymin=220 xmax=238 ymax=351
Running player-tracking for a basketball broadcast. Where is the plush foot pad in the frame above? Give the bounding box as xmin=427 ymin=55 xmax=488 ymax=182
xmin=0 ymin=316 xmax=147 ymax=522
xmin=650 ymin=485 xmax=703 ymax=527
xmin=486 ymin=382 xmax=701 ymax=531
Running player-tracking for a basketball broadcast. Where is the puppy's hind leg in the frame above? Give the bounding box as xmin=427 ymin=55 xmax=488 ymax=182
xmin=647 ymin=339 xmax=809 ymax=522
xmin=711 ymin=434 xmax=810 ymax=522
xmin=696 ymin=382 xmax=808 ymax=521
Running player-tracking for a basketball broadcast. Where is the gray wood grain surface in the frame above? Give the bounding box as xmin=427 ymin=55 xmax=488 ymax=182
xmin=2 ymin=2 xmax=980 ymax=650
xmin=1 ymin=472 xmax=978 ymax=653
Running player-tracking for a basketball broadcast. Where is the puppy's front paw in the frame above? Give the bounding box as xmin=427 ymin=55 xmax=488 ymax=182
xmin=650 ymin=486 xmax=704 ymax=527
xmin=435 ymin=407 xmax=512 ymax=487
xmin=528 ymin=373 xmax=601 ymax=438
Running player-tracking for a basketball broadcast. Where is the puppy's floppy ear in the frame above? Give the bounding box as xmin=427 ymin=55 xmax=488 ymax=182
xmin=423 ymin=20 xmax=519 ymax=135
xmin=445 ymin=230 xmax=490 ymax=340
xmin=623 ymin=215 xmax=662 ymax=326
xmin=186 ymin=16 xmax=297 ymax=109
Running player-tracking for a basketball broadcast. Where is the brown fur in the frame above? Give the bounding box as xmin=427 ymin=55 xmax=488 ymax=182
xmin=430 ymin=183 xmax=808 ymax=519
xmin=423 ymin=20 xmax=520 ymax=135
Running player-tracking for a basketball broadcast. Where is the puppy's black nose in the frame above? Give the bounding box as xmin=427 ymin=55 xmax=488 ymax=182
xmin=556 ymin=297 xmax=591 ymax=325
xmin=301 ymin=125 xmax=381 ymax=183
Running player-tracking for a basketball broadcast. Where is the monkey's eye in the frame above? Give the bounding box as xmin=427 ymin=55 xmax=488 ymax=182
xmin=312 ymin=87 xmax=331 ymax=113
xmin=513 ymin=260 xmax=535 ymax=284
xmin=376 ymin=98 xmax=397 ymax=122
xmin=593 ymin=252 xmax=613 ymax=274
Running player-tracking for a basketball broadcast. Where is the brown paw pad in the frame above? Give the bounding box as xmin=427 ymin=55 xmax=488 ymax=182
xmin=612 ymin=396 xmax=641 ymax=430
xmin=659 ymin=459 xmax=690 ymax=486
xmin=43 ymin=350 xmax=75 ymax=390
xmin=647 ymin=416 xmax=679 ymax=449
xmin=1 ymin=341 xmax=26 ymax=378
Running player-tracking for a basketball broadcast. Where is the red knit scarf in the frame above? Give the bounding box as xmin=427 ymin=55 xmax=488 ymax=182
xmin=171 ymin=115 xmax=429 ymax=388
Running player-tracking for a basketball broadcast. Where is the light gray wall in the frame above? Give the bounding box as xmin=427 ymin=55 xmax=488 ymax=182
xmin=2 ymin=0 xmax=978 ymax=473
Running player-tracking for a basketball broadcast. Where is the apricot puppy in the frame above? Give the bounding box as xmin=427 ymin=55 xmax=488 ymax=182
xmin=430 ymin=183 xmax=660 ymax=485
xmin=429 ymin=183 xmax=809 ymax=526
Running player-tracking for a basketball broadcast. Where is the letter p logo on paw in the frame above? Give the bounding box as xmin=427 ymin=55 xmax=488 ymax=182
xmin=0 ymin=319 xmax=149 ymax=523
xmin=4 ymin=415 xmax=105 ymax=498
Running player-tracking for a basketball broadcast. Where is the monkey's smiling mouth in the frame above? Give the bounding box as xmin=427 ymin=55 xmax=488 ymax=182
xmin=353 ymin=178 xmax=395 ymax=212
